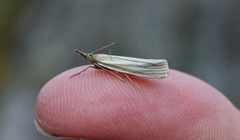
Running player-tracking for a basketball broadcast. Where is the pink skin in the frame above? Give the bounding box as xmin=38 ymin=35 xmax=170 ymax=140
xmin=35 ymin=66 xmax=240 ymax=140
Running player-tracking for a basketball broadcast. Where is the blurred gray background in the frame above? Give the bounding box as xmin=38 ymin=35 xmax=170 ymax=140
xmin=0 ymin=0 xmax=239 ymax=139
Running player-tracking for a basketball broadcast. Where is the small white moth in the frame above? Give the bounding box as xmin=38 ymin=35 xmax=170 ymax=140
xmin=70 ymin=43 xmax=169 ymax=81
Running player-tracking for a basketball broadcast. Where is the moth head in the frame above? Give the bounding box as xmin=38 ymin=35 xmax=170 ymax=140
xmin=74 ymin=49 xmax=91 ymax=60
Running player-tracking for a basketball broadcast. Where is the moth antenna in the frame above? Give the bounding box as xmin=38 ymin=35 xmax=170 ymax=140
xmin=89 ymin=42 xmax=116 ymax=55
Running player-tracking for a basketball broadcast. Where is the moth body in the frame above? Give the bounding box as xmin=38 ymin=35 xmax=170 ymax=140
xmin=73 ymin=43 xmax=169 ymax=79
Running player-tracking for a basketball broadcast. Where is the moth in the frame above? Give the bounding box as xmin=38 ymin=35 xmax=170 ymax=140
xmin=70 ymin=42 xmax=169 ymax=82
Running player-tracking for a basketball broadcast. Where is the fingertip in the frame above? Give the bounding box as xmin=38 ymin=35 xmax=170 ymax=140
xmin=35 ymin=66 xmax=240 ymax=139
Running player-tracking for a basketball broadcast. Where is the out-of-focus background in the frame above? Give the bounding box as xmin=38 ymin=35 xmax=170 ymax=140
xmin=0 ymin=0 xmax=239 ymax=139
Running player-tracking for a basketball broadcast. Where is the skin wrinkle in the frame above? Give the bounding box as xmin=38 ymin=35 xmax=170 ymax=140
xmin=35 ymin=66 xmax=240 ymax=139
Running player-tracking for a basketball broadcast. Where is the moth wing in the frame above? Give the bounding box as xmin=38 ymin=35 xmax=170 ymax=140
xmin=92 ymin=54 xmax=169 ymax=78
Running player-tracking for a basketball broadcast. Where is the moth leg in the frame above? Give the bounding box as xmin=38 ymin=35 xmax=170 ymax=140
xmin=95 ymin=64 xmax=124 ymax=81
xmin=69 ymin=66 xmax=95 ymax=78
xmin=124 ymin=74 xmax=140 ymax=88
xmin=106 ymin=69 xmax=124 ymax=81
xmin=109 ymin=50 xmax=113 ymax=61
